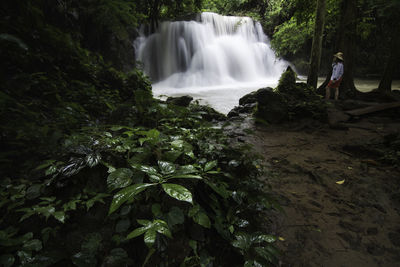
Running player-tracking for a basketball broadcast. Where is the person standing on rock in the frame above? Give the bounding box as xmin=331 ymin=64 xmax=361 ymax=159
xmin=325 ymin=52 xmax=344 ymax=101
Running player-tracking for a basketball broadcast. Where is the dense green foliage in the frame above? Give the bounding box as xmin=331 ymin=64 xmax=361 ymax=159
xmin=1 ymin=1 xmax=281 ymax=266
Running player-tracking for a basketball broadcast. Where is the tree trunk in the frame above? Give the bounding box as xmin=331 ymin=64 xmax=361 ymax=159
xmin=378 ymin=27 xmax=400 ymax=91
xmin=318 ymin=0 xmax=358 ymax=98
xmin=307 ymin=0 xmax=326 ymax=88
xmin=336 ymin=0 xmax=358 ymax=97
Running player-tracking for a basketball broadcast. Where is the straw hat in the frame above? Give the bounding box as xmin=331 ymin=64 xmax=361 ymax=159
xmin=334 ymin=52 xmax=344 ymax=61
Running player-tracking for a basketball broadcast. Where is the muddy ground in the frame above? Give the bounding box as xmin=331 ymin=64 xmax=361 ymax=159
xmin=237 ymin=110 xmax=400 ymax=266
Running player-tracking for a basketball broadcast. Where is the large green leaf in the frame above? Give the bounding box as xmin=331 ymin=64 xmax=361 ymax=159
xmin=232 ymin=233 xmax=252 ymax=252
xmin=107 ymin=168 xmax=133 ymax=191
xmin=126 ymin=226 xmax=147 ymax=240
xmin=192 ymin=211 xmax=211 ymax=229
xmin=144 ymin=230 xmax=156 ymax=247
xmin=158 ymin=161 xmax=176 ymax=175
xmin=127 ymin=219 xmax=171 ymax=246
xmin=254 ymin=246 xmax=279 ymax=264
xmin=177 ymin=165 xmax=198 ymax=175
xmin=162 ymin=183 xmax=193 ymax=204
xmin=204 ymin=160 xmax=218 ymax=172
xmin=252 ymin=234 xmax=276 ymax=244
xmin=53 ymin=211 xmax=66 ymax=223
xmin=109 ymin=183 xmax=155 ymax=214
xmin=132 ymin=164 xmax=161 ymax=182
xmin=152 ymin=220 xmax=172 ymax=238
xmin=169 ymin=174 xmax=202 ymax=180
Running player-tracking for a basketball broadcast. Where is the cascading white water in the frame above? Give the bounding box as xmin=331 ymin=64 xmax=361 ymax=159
xmin=135 ymin=12 xmax=288 ymax=113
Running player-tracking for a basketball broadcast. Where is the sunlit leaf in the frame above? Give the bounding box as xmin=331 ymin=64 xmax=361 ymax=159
xmin=158 ymin=161 xmax=176 ymax=175
xmin=53 ymin=211 xmax=66 ymax=223
xmin=109 ymin=183 xmax=155 ymax=214
xmin=162 ymin=183 xmax=193 ymax=204
xmin=336 ymin=179 xmax=345 ymax=185
xmin=252 ymin=234 xmax=276 ymax=243
xmin=177 ymin=165 xmax=198 ymax=174
xmin=169 ymin=174 xmax=202 ymax=180
xmin=232 ymin=233 xmax=251 ymax=252
xmin=152 ymin=220 xmax=172 ymax=238
xmin=171 ymin=140 xmax=184 ymax=149
xmin=85 ymin=154 xmax=101 ymax=168
xmin=204 ymin=160 xmax=218 ymax=172
xmin=132 ymin=164 xmax=159 ymax=176
xmin=144 ymin=229 xmax=156 ymax=247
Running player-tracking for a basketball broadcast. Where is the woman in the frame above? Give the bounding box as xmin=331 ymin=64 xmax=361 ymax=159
xmin=325 ymin=52 xmax=344 ymax=101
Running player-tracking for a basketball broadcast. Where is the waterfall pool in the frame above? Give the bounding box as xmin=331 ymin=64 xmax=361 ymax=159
xmin=152 ymin=79 xmax=280 ymax=114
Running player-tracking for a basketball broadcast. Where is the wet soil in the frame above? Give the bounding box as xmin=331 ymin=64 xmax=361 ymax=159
xmin=240 ymin=113 xmax=400 ymax=266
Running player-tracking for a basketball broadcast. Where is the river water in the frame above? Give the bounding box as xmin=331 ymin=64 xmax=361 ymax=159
xmin=135 ymin=13 xmax=399 ymax=114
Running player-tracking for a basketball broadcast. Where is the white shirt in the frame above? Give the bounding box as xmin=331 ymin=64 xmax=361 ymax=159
xmin=331 ymin=62 xmax=344 ymax=81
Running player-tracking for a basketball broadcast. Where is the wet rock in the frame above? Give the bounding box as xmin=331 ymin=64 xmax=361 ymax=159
xmin=189 ymin=104 xmax=226 ymax=121
xmin=228 ymin=103 xmax=257 ymax=117
xmin=239 ymin=89 xmax=262 ymax=106
xmin=166 ymin=95 xmax=193 ymax=107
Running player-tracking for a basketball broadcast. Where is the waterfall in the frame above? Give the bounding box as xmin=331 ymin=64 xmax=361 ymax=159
xmin=135 ymin=12 xmax=288 ymax=113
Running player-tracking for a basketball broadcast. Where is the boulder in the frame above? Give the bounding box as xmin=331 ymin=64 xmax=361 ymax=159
xmin=254 ymin=88 xmax=288 ymax=123
xmin=166 ymin=95 xmax=194 ymax=107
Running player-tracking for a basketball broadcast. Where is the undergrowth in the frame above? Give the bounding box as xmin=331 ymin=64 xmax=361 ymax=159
xmin=0 ymin=2 xmax=280 ymax=266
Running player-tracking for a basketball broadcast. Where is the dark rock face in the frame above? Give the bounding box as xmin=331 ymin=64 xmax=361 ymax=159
xmin=166 ymin=95 xmax=194 ymax=107
xmin=254 ymin=88 xmax=288 ymax=124
xmin=229 ymin=67 xmax=327 ymax=123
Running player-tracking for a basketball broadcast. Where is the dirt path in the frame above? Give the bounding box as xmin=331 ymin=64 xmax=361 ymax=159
xmin=244 ymin=116 xmax=400 ymax=266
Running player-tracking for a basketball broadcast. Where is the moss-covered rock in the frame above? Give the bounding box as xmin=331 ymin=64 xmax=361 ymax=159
xmin=231 ymin=67 xmax=328 ymax=124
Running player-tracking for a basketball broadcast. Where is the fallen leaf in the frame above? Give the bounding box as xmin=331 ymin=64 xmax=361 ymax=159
xmin=336 ymin=179 xmax=345 ymax=185
xmin=278 ymin=236 xmax=285 ymax=241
